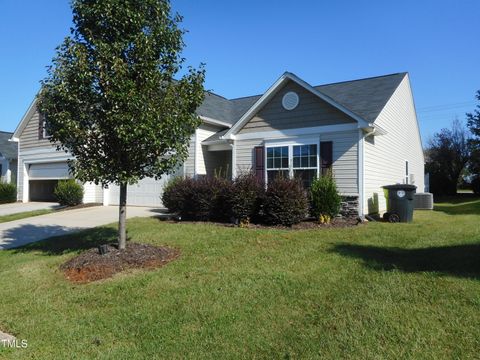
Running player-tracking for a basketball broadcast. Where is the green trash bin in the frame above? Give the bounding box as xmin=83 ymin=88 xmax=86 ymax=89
xmin=382 ymin=184 xmax=417 ymax=223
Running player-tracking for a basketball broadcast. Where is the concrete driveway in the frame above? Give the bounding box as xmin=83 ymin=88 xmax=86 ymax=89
xmin=0 ymin=202 xmax=61 ymax=216
xmin=0 ymin=206 xmax=162 ymax=250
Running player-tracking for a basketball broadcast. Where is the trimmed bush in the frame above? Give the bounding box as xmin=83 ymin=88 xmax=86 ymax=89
xmin=310 ymin=173 xmax=341 ymax=223
xmin=229 ymin=173 xmax=265 ymax=224
xmin=54 ymin=179 xmax=84 ymax=206
xmin=261 ymin=177 xmax=309 ymax=226
xmin=162 ymin=176 xmax=232 ymax=221
xmin=0 ymin=182 xmax=17 ymax=204
xmin=471 ymin=176 xmax=480 ymax=195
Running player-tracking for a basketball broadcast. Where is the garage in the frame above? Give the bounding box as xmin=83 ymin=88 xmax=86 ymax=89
xmin=28 ymin=162 xmax=71 ymax=202
xmin=108 ymin=175 xmax=171 ymax=207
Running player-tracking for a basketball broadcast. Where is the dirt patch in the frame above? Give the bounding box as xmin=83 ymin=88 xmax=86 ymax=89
xmin=60 ymin=243 xmax=180 ymax=283
xmin=160 ymin=216 xmax=362 ymax=230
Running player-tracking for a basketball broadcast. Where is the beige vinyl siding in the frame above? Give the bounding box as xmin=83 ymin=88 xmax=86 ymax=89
xmin=322 ymin=131 xmax=358 ymax=195
xmin=184 ymin=123 xmax=226 ymax=178
xmin=235 ymin=139 xmax=263 ymax=175
xmin=19 ymin=109 xmax=54 ymax=152
xmin=238 ymin=80 xmax=355 ymax=134
xmin=364 ymin=75 xmax=425 ymax=214
xmin=83 ymin=182 xmax=103 ymax=203
xmin=235 ymin=131 xmax=358 ymax=195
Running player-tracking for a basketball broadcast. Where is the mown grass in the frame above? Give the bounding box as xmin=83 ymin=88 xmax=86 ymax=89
xmin=0 ymin=209 xmax=55 ymax=224
xmin=0 ymin=195 xmax=479 ymax=359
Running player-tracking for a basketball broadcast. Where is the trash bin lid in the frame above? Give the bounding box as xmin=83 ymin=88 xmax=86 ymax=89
xmin=382 ymin=184 xmax=417 ymax=191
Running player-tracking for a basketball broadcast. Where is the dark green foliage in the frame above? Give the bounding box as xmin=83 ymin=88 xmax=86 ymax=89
xmin=467 ymin=91 xmax=480 ymax=178
xmin=54 ymin=180 xmax=84 ymax=206
xmin=162 ymin=177 xmax=232 ymax=221
xmin=38 ymin=0 xmax=205 ymax=187
xmin=229 ymin=173 xmax=265 ymax=222
xmin=261 ymin=177 xmax=309 ymax=226
xmin=310 ymin=173 xmax=341 ymax=218
xmin=425 ymin=119 xmax=470 ymax=195
xmin=471 ymin=176 xmax=480 ymax=195
xmin=36 ymin=0 xmax=205 ymax=246
xmin=0 ymin=182 xmax=17 ymax=204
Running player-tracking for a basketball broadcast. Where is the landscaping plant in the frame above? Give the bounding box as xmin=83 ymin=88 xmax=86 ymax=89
xmin=162 ymin=177 xmax=232 ymax=222
xmin=0 ymin=182 xmax=16 ymax=204
xmin=37 ymin=0 xmax=205 ymax=249
xmin=310 ymin=172 xmax=341 ymax=224
xmin=261 ymin=177 xmax=309 ymax=226
xmin=54 ymin=179 xmax=84 ymax=206
xmin=229 ymin=172 xmax=265 ymax=225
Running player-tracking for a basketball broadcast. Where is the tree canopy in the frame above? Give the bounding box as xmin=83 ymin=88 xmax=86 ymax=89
xmin=37 ymin=0 xmax=205 ymax=248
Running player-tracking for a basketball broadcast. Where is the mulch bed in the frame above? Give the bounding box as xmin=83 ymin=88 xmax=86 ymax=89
xmin=161 ymin=216 xmax=362 ymax=230
xmin=60 ymin=243 xmax=180 ymax=284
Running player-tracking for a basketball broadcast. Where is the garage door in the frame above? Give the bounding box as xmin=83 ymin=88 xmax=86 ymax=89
xmin=29 ymin=162 xmax=70 ymax=180
xmin=108 ymin=175 xmax=171 ymax=207
xmin=28 ymin=162 xmax=72 ymax=202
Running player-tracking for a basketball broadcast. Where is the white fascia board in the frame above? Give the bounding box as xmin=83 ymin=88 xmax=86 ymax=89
xmin=13 ymin=97 xmax=38 ymax=139
xmin=234 ymin=123 xmax=359 ymax=141
xmin=222 ymin=72 xmax=371 ymax=139
xmin=199 ymin=116 xmax=232 ymax=128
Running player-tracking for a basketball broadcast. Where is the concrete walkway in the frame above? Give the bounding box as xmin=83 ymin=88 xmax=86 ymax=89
xmin=0 ymin=202 xmax=60 ymax=217
xmin=0 ymin=206 xmax=162 ymax=250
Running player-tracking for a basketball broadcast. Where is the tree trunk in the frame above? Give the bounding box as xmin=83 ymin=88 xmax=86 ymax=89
xmin=118 ymin=182 xmax=127 ymax=250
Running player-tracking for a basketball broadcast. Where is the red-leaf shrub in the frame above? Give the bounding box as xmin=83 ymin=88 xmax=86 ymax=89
xmin=261 ymin=177 xmax=309 ymax=226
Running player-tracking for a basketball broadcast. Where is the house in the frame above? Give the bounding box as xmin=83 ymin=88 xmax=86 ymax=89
xmin=10 ymin=71 xmax=424 ymax=215
xmin=0 ymin=131 xmax=18 ymax=184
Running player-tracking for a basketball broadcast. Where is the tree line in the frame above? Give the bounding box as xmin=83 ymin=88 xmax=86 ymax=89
xmin=425 ymin=91 xmax=480 ymax=195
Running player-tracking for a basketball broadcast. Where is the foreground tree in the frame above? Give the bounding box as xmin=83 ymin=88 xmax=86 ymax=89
xmin=38 ymin=0 xmax=205 ymax=249
xmin=466 ymin=91 xmax=480 ymax=187
xmin=425 ymin=119 xmax=470 ymax=195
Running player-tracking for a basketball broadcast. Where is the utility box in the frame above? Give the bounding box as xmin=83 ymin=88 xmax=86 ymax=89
xmin=382 ymin=184 xmax=417 ymax=223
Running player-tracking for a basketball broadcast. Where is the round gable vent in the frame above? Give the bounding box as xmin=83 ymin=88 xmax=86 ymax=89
xmin=282 ymin=91 xmax=299 ymax=110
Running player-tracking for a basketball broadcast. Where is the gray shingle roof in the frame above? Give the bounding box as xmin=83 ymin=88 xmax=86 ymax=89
xmin=199 ymin=72 xmax=407 ymax=142
xmin=0 ymin=131 xmax=17 ymax=160
xmin=315 ymin=73 xmax=407 ymax=123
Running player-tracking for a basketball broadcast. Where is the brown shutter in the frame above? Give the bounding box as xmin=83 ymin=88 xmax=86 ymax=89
xmin=320 ymin=141 xmax=333 ymax=175
xmin=254 ymin=146 xmax=265 ymax=183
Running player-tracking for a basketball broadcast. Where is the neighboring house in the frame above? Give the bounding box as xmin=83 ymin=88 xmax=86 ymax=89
xmin=10 ymin=71 xmax=424 ymax=215
xmin=0 ymin=131 xmax=18 ymax=184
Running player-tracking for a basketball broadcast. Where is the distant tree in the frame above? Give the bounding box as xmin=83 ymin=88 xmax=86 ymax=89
xmin=466 ymin=91 xmax=480 ymax=179
xmin=425 ymin=119 xmax=470 ymax=195
xmin=37 ymin=0 xmax=205 ymax=249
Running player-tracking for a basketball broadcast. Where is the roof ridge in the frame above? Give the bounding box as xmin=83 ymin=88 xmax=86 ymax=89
xmin=229 ymin=94 xmax=262 ymax=101
xmin=315 ymin=72 xmax=407 ymax=88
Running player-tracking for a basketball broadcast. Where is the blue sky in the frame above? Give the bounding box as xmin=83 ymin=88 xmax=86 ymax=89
xmin=1 ymin=0 xmax=479 ymax=144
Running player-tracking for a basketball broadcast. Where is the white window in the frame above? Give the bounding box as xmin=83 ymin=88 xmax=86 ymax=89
xmin=265 ymin=140 xmax=319 ymax=188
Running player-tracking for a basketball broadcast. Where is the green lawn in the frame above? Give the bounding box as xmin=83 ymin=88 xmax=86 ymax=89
xmin=0 ymin=196 xmax=479 ymax=359
xmin=0 ymin=209 xmax=55 ymax=224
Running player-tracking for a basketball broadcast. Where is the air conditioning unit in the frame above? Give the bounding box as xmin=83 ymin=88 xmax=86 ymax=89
xmin=414 ymin=193 xmax=434 ymax=210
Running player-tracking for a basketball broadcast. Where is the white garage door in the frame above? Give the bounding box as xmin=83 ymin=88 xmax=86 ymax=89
xmin=29 ymin=162 xmax=71 ymax=179
xmin=108 ymin=175 xmax=170 ymax=207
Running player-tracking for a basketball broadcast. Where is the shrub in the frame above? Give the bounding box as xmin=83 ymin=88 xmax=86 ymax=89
xmin=310 ymin=173 xmax=341 ymax=223
xmin=471 ymin=176 xmax=480 ymax=195
xmin=162 ymin=176 xmax=232 ymax=221
xmin=229 ymin=173 xmax=265 ymax=224
xmin=261 ymin=177 xmax=309 ymax=226
xmin=0 ymin=182 xmax=17 ymax=204
xmin=54 ymin=179 xmax=84 ymax=206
